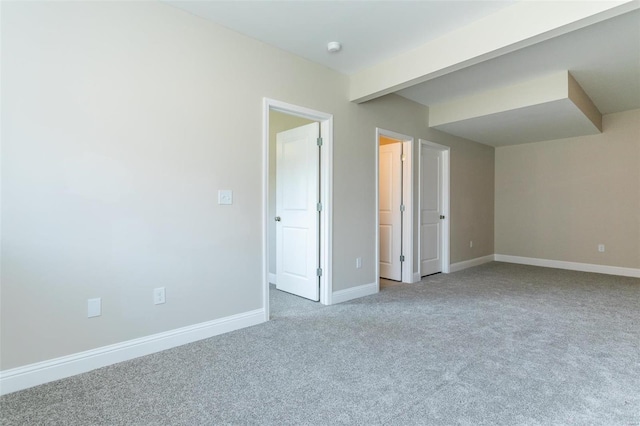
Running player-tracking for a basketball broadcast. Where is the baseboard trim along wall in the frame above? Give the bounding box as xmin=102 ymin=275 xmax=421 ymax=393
xmin=332 ymin=282 xmax=378 ymax=304
xmin=269 ymin=273 xmax=277 ymax=284
xmin=413 ymin=272 xmax=422 ymax=283
xmin=495 ymin=254 xmax=640 ymax=278
xmin=0 ymin=308 xmax=265 ymax=396
xmin=449 ymin=255 xmax=495 ymax=272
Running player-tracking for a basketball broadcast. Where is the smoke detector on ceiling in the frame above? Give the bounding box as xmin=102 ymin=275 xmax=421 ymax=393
xmin=327 ymin=42 xmax=342 ymax=53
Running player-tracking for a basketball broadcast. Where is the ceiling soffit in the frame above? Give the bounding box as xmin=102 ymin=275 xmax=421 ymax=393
xmin=429 ymin=72 xmax=603 ymax=146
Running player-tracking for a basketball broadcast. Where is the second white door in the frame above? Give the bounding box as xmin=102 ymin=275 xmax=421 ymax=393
xmin=379 ymin=143 xmax=403 ymax=281
xmin=420 ymin=147 xmax=443 ymax=276
xmin=276 ymin=123 xmax=320 ymax=301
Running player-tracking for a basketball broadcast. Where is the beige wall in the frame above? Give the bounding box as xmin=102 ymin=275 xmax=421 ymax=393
xmin=448 ymin=134 xmax=495 ymax=263
xmin=1 ymin=1 xmax=494 ymax=370
xmin=495 ymin=109 xmax=640 ymax=268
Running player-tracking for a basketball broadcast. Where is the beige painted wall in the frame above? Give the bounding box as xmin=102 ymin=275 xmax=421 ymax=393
xmin=1 ymin=1 xmax=494 ymax=370
xmin=495 ymin=109 xmax=640 ymax=268
xmin=268 ymin=112 xmax=315 ymax=275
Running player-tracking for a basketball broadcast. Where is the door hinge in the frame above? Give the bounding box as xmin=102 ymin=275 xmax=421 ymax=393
xmin=317 ymin=137 xmax=323 ymax=147
xmin=400 ymin=255 xmax=405 ymax=262
xmin=317 ymin=202 xmax=322 ymax=212
xmin=400 ymin=204 xmax=406 ymax=212
xmin=317 ymin=267 xmax=323 ymax=277
xmin=401 ymin=155 xmax=406 ymax=162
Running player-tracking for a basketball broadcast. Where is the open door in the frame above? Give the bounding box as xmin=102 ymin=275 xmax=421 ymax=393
xmin=420 ymin=147 xmax=443 ymax=276
xmin=275 ymin=122 xmax=320 ymax=301
xmin=379 ymin=142 xmax=403 ymax=281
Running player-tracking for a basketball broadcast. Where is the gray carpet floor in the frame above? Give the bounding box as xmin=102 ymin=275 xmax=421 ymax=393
xmin=1 ymin=262 xmax=639 ymax=425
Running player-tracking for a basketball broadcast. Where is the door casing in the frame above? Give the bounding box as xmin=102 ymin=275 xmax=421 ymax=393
xmin=263 ymin=99 xmax=333 ymax=320
xmin=419 ymin=139 xmax=450 ymax=274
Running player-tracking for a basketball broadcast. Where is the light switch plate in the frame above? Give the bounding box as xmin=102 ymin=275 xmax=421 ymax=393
xmin=218 ymin=190 xmax=233 ymax=205
xmin=88 ymin=298 xmax=101 ymax=318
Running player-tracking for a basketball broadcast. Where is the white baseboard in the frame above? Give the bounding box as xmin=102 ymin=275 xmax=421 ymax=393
xmin=495 ymin=254 xmax=640 ymax=278
xmin=0 ymin=308 xmax=265 ymax=396
xmin=412 ymin=272 xmax=421 ymax=283
xmin=332 ymin=282 xmax=377 ymax=304
xmin=269 ymin=273 xmax=277 ymax=284
xmin=449 ymin=255 xmax=495 ymax=272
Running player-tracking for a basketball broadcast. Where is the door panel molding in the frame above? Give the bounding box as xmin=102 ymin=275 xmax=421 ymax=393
xmin=419 ymin=139 xmax=450 ymax=275
xmin=276 ymin=123 xmax=320 ymax=300
xmin=379 ymin=143 xmax=403 ymax=280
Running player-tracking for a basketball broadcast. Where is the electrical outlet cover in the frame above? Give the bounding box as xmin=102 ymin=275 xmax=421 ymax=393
xmin=218 ymin=190 xmax=233 ymax=205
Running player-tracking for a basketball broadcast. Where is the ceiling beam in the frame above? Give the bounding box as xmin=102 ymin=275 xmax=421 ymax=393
xmin=349 ymin=0 xmax=639 ymax=104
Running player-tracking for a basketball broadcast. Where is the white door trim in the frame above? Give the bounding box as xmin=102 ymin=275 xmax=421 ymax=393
xmin=376 ymin=128 xmax=415 ymax=288
xmin=263 ymin=99 xmax=333 ymax=320
xmin=418 ymin=139 xmax=450 ymax=274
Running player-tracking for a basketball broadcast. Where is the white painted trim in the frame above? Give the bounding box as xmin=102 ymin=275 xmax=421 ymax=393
xmin=263 ymin=99 xmax=333 ymax=309
xmin=262 ymin=99 xmax=271 ymax=321
xmin=449 ymin=255 xmax=495 ymax=272
xmin=320 ymin=118 xmax=333 ymax=305
xmin=495 ymin=254 xmax=640 ymax=278
xmin=418 ymin=140 xmax=451 ymax=277
xmin=268 ymin=273 xmax=277 ymax=285
xmin=376 ymin=128 xmax=415 ymax=285
xmin=413 ymin=272 xmax=422 ymax=282
xmin=402 ymin=140 xmax=414 ymax=283
xmin=0 ymin=309 xmax=265 ymax=396
xmin=375 ymin=130 xmax=380 ymax=294
xmin=332 ymin=282 xmax=378 ymax=304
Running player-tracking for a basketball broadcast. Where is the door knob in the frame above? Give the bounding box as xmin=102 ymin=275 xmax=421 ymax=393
xmin=440 ymin=215 xmax=445 ymax=219
xmin=274 ymin=216 xmax=281 ymax=222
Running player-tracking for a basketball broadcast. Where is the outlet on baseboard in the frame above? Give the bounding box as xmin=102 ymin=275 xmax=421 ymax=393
xmin=154 ymin=287 xmax=166 ymax=305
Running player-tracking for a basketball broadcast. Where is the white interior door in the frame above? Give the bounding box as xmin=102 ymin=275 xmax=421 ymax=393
xmin=379 ymin=143 xmax=403 ymax=281
xmin=276 ymin=122 xmax=320 ymax=301
xmin=420 ymin=147 xmax=443 ymax=276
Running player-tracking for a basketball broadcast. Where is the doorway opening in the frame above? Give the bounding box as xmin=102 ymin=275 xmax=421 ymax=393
xmin=376 ymin=128 xmax=414 ymax=289
xmin=418 ymin=139 xmax=450 ymax=276
xmin=263 ymin=99 xmax=333 ymax=321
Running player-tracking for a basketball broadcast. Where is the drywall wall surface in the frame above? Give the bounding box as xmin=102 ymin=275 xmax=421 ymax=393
xmin=495 ymin=109 xmax=640 ymax=268
xmin=268 ymin=112 xmax=314 ymax=276
xmin=444 ymin=129 xmax=496 ymax=264
xmin=1 ymin=1 xmax=495 ymax=369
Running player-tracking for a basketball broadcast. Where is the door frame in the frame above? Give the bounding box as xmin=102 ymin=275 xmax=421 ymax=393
xmin=375 ymin=128 xmax=414 ymax=289
xmin=262 ymin=98 xmax=333 ymax=320
xmin=418 ymin=139 xmax=450 ymax=274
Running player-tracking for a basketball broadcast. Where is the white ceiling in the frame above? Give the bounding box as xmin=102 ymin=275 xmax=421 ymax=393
xmin=397 ymin=9 xmax=640 ymax=115
xmin=165 ymin=1 xmax=640 ymax=146
xmin=165 ymin=0 xmax=516 ymax=75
